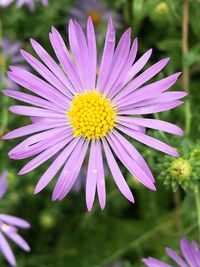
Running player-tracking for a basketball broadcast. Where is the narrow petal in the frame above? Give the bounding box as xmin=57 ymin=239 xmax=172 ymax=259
xmin=112 ymin=48 xmax=152 ymax=98
xmin=86 ymin=141 xmax=97 ymax=211
xmin=3 ymin=90 xmax=66 ymax=113
xmin=166 ymin=248 xmax=188 ymax=267
xmin=4 ymin=231 xmax=30 ymax=252
xmin=87 ymin=17 xmax=97 ymax=89
xmin=117 ymin=125 xmax=179 ymax=157
xmin=108 ymin=38 xmax=138 ymax=98
xmin=107 ymin=134 xmax=155 ymax=190
xmin=53 ymin=139 xmax=89 ymax=201
xmin=113 ymin=57 xmax=170 ymax=102
xmin=34 ymin=137 xmax=81 ymax=193
xmin=8 ymin=68 xmax=67 ymax=108
xmin=0 ymin=232 xmax=16 ymax=266
xmin=112 ymin=130 xmax=154 ymax=182
xmin=97 ymin=17 xmax=115 ymax=93
xmin=9 ymin=106 xmax=66 ymax=118
xmin=116 ymin=72 xmax=181 ymax=108
xmin=103 ymin=28 xmax=131 ymax=96
xmin=20 ymin=50 xmax=73 ymax=99
xmin=19 ymin=137 xmax=72 ymax=175
xmin=180 ymin=238 xmax=197 ymax=267
xmin=30 ymin=38 xmax=75 ymax=94
xmin=2 ymin=121 xmax=68 ymax=140
xmin=117 ymin=117 xmax=183 ymax=136
xmin=0 ymin=215 xmax=30 ymax=228
xmin=142 ymin=257 xmax=172 ymax=267
xmin=50 ymin=27 xmax=82 ymax=92
xmin=118 ymin=101 xmax=184 ymax=115
xmin=96 ymin=140 xmax=106 ymax=210
xmin=102 ymin=139 xmax=135 ymax=203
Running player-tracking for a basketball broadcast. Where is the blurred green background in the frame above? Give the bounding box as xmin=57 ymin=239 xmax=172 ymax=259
xmin=0 ymin=0 xmax=200 ymax=266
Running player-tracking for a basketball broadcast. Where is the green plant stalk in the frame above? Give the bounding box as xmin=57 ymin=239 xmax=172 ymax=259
xmin=182 ymin=0 xmax=191 ymax=135
xmin=194 ymin=186 xmax=200 ymax=244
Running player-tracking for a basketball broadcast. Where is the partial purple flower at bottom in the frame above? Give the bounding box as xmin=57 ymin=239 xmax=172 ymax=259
xmin=0 ymin=0 xmax=48 ymax=11
xmin=143 ymin=237 xmax=200 ymax=267
xmin=0 ymin=38 xmax=25 ymax=89
xmin=0 ymin=172 xmax=30 ymax=266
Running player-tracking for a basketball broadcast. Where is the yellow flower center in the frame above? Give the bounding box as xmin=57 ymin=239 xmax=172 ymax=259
xmin=67 ymin=91 xmax=116 ymax=139
xmin=87 ymin=10 xmax=102 ymax=25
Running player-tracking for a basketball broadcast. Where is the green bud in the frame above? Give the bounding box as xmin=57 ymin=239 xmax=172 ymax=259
xmin=170 ymin=158 xmax=192 ymax=181
xmin=154 ymin=2 xmax=169 ymax=17
xmin=39 ymin=212 xmax=55 ymax=229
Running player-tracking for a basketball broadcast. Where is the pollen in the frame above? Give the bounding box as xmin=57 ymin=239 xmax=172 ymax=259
xmin=67 ymin=91 xmax=116 ymax=139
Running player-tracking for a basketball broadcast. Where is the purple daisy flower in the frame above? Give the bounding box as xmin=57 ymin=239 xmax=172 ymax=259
xmin=0 ymin=172 xmax=30 ymax=266
xmin=0 ymin=0 xmax=48 ymax=11
xmin=143 ymin=237 xmax=200 ymax=267
xmin=69 ymin=0 xmax=121 ymax=28
xmin=0 ymin=38 xmax=25 ymax=89
xmin=3 ymin=17 xmax=186 ymax=211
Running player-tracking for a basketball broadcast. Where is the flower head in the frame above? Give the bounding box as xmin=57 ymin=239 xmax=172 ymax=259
xmin=0 ymin=0 xmax=48 ymax=11
xmin=68 ymin=0 xmax=121 ymax=28
xmin=0 ymin=172 xmax=30 ymax=266
xmin=3 ymin=17 xmax=186 ymax=211
xmin=143 ymin=237 xmax=200 ymax=267
xmin=0 ymin=38 xmax=25 ymax=89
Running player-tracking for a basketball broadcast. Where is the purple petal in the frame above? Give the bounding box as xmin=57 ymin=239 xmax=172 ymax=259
xmin=102 ymin=139 xmax=135 ymax=203
xmin=20 ymin=50 xmax=73 ymax=99
xmin=97 ymin=17 xmax=115 ymax=93
xmin=3 ymin=89 xmax=66 ymax=113
xmin=50 ymin=27 xmax=82 ymax=92
xmin=4 ymin=231 xmax=30 ymax=252
xmin=180 ymin=238 xmax=198 ymax=267
xmin=34 ymin=137 xmax=81 ymax=194
xmin=87 ymin=17 xmax=97 ymax=89
xmin=107 ymin=134 xmax=155 ymax=190
xmin=96 ymin=140 xmax=106 ymax=210
xmin=30 ymin=38 xmax=75 ymax=94
xmin=118 ymin=101 xmax=184 ymax=115
xmin=86 ymin=141 xmax=97 ymax=211
xmin=117 ymin=117 xmax=183 ymax=136
xmin=0 ymin=215 xmax=30 ymax=228
xmin=53 ymin=139 xmax=89 ymax=201
xmin=166 ymin=248 xmax=188 ymax=267
xmin=142 ymin=257 xmax=172 ymax=267
xmin=117 ymin=125 xmax=179 ymax=157
xmin=113 ymin=57 xmax=170 ymax=102
xmin=0 ymin=232 xmax=16 ymax=266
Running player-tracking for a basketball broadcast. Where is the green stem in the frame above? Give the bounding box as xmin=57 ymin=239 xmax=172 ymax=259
xmin=182 ymin=0 xmax=191 ymax=135
xmin=194 ymin=186 xmax=200 ymax=243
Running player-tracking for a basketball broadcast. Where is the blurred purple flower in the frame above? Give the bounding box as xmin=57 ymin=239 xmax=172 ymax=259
xmin=69 ymin=0 xmax=121 ymax=28
xmin=143 ymin=237 xmax=200 ymax=267
xmin=0 ymin=172 xmax=30 ymax=266
xmin=3 ymin=17 xmax=186 ymax=211
xmin=0 ymin=38 xmax=25 ymax=89
xmin=0 ymin=0 xmax=48 ymax=11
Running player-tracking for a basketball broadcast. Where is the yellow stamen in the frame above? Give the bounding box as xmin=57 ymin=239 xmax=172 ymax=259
xmin=67 ymin=91 xmax=116 ymax=139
